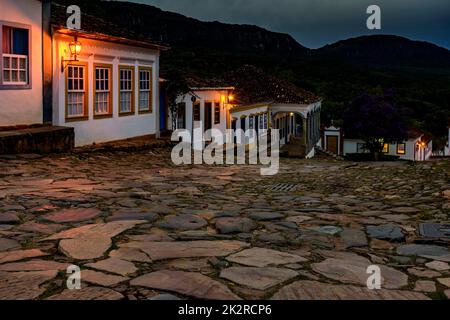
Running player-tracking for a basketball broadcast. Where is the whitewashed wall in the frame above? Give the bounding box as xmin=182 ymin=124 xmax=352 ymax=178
xmin=343 ymin=137 xmax=431 ymax=161
xmin=52 ymin=34 xmax=159 ymax=146
xmin=0 ymin=0 xmax=43 ymax=126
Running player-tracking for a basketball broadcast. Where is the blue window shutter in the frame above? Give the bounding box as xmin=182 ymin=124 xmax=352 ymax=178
xmin=12 ymin=28 xmax=29 ymax=55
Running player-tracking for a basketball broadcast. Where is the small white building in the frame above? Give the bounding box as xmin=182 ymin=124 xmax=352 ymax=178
xmin=323 ymin=126 xmax=433 ymax=161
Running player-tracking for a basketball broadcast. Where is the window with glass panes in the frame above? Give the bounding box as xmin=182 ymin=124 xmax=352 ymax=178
xmin=139 ymin=68 xmax=152 ymax=112
xmin=119 ymin=67 xmax=134 ymax=113
xmin=94 ymin=66 xmax=111 ymax=116
xmin=67 ymin=65 xmax=86 ymax=118
xmin=2 ymin=25 xmax=29 ymax=86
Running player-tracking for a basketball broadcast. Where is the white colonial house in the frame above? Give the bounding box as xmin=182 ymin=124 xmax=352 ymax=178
xmin=169 ymin=65 xmax=322 ymax=158
xmin=323 ymin=126 xmax=433 ymax=161
xmin=0 ymin=0 xmax=167 ymax=152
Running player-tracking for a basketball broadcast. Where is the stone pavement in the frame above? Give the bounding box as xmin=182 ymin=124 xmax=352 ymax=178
xmin=0 ymin=148 xmax=449 ymax=300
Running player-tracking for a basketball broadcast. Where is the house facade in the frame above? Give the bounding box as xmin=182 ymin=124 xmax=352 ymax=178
xmin=0 ymin=0 xmax=43 ymax=127
xmin=0 ymin=0 xmax=166 ymax=152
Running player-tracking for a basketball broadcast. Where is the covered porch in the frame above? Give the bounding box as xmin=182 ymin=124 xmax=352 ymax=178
xmin=230 ymin=102 xmax=321 ymax=158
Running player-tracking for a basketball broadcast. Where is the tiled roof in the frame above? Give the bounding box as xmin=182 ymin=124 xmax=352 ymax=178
xmin=51 ymin=3 xmax=168 ymax=49
xmin=186 ymin=65 xmax=321 ymax=106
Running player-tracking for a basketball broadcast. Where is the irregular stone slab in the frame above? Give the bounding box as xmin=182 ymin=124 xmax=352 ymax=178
xmin=47 ymin=287 xmax=124 ymax=300
xmin=407 ymin=268 xmax=441 ymax=279
xmin=220 ymin=267 xmax=298 ymax=290
xmin=367 ymin=224 xmax=405 ymax=242
xmin=106 ymin=211 xmax=158 ymax=223
xmin=131 ymin=270 xmax=239 ymax=300
xmin=0 ymin=249 xmax=47 ymax=264
xmin=271 ymin=280 xmax=429 ymax=300
xmin=0 ymin=238 xmax=20 ymax=251
xmin=286 ymin=216 xmax=313 ymax=224
xmin=390 ymin=207 xmax=421 ymax=214
xmin=414 ymin=280 xmax=436 ymax=293
xmin=226 ymin=247 xmax=307 ymax=267
xmin=82 ymin=270 xmax=128 ymax=287
xmin=109 ymin=248 xmax=151 ymax=263
xmin=0 ymin=270 xmax=58 ymax=300
xmin=308 ymin=226 xmax=342 ymax=235
xmin=165 ymin=258 xmax=212 ymax=273
xmin=0 ymin=259 xmax=69 ymax=271
xmin=0 ymin=212 xmax=20 ymax=224
xmin=45 ymin=220 xmax=144 ymax=241
xmin=215 ymin=217 xmax=257 ymax=234
xmin=149 ymin=294 xmax=181 ymax=300
xmin=419 ymin=223 xmax=450 ymax=239
xmin=443 ymin=190 xmax=450 ymax=199
xmin=438 ymin=278 xmax=450 ymax=288
xmin=122 ymin=240 xmax=250 ymax=261
xmin=312 ymin=257 xmax=408 ymax=289
xmin=59 ymin=237 xmax=112 ymax=260
xmin=425 ymin=261 xmax=450 ymax=271
xmin=340 ymin=228 xmax=368 ymax=248
xmin=43 ymin=208 xmax=101 ymax=223
xmin=86 ymin=258 xmax=137 ymax=276
xmin=18 ymin=221 xmax=65 ymax=235
xmin=158 ymin=214 xmax=208 ymax=231
xmin=397 ymin=244 xmax=450 ymax=262
xmin=249 ymin=212 xmax=283 ymax=221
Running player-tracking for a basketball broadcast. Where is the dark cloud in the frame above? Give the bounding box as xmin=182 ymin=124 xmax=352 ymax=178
xmin=131 ymin=0 xmax=450 ymax=49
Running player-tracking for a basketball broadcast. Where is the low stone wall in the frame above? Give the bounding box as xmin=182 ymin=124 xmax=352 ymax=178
xmin=0 ymin=126 xmax=74 ymax=154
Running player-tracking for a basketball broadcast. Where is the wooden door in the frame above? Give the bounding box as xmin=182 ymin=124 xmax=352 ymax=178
xmin=326 ymin=136 xmax=338 ymax=154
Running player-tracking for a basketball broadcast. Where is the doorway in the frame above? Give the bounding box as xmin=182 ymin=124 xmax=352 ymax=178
xmin=326 ymin=136 xmax=339 ymax=154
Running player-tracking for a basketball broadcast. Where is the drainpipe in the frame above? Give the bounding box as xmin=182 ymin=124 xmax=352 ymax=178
xmin=42 ymin=0 xmax=53 ymax=124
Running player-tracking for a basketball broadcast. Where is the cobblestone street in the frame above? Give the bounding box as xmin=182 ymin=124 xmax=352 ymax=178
xmin=0 ymin=147 xmax=449 ymax=300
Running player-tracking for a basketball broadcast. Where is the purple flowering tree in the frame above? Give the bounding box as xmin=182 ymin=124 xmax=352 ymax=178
xmin=343 ymin=91 xmax=408 ymax=160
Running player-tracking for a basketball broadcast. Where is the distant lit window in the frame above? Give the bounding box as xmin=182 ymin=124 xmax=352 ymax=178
xmin=397 ymin=143 xmax=406 ymax=155
xmin=193 ymin=101 xmax=201 ymax=121
xmin=382 ymin=143 xmax=389 ymax=153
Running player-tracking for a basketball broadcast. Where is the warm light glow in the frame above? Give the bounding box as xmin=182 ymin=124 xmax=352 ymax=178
xmin=221 ymin=95 xmax=226 ymax=103
xmin=290 ymin=112 xmax=294 ymax=117
xmin=228 ymin=95 xmax=234 ymax=102
xmin=69 ymin=40 xmax=82 ymax=57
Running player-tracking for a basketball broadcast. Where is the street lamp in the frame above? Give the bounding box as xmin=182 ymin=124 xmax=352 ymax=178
xmin=61 ymin=36 xmax=82 ymax=72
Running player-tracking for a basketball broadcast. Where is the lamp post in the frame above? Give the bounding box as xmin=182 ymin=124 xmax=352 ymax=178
xmin=61 ymin=36 xmax=82 ymax=72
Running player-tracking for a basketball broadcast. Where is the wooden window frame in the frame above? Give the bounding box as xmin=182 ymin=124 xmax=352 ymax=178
xmin=0 ymin=21 xmax=32 ymax=90
xmin=65 ymin=61 xmax=89 ymax=122
xmin=397 ymin=143 xmax=406 ymax=155
xmin=193 ymin=101 xmax=201 ymax=122
xmin=138 ymin=66 xmax=153 ymax=114
xmin=93 ymin=63 xmax=113 ymax=119
xmin=214 ymin=101 xmax=221 ymax=124
xmin=118 ymin=65 xmax=135 ymax=117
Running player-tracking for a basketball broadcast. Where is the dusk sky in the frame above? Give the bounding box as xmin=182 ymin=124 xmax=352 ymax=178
xmin=130 ymin=0 xmax=450 ymax=49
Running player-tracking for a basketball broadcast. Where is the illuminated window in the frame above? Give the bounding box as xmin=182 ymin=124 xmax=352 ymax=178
xmin=214 ymin=102 xmax=220 ymax=124
xmin=397 ymin=143 xmax=406 ymax=155
xmin=94 ymin=65 xmax=112 ymax=117
xmin=1 ymin=25 xmax=29 ymax=86
xmin=139 ymin=67 xmax=152 ymax=113
xmin=66 ymin=64 xmax=87 ymax=119
xmin=382 ymin=143 xmax=389 ymax=153
xmin=119 ymin=66 xmax=134 ymax=115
